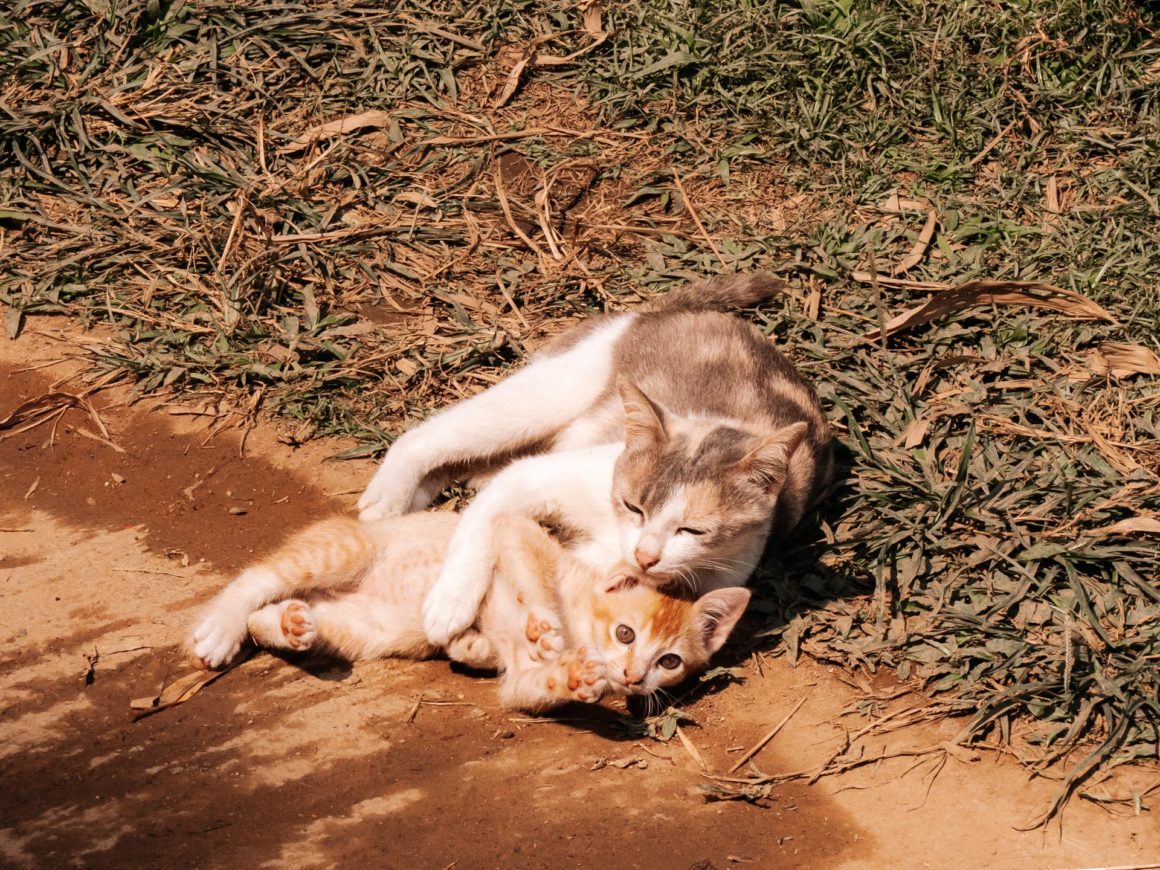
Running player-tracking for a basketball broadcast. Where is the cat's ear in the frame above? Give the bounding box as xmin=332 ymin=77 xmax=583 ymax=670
xmin=618 ymin=378 xmax=668 ymax=451
xmin=694 ymin=587 xmax=751 ymax=655
xmin=734 ymin=422 xmax=808 ymax=496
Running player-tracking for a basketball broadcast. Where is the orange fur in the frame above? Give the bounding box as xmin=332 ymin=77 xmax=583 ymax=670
xmin=192 ymin=511 xmax=751 ymax=712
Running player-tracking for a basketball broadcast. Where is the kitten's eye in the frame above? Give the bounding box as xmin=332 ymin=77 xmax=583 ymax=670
xmin=615 ymin=624 xmax=635 ymax=644
xmin=658 ymin=653 xmax=682 ymax=670
xmin=622 ymin=499 xmax=644 ymax=516
xmin=677 ymin=526 xmax=706 ymax=536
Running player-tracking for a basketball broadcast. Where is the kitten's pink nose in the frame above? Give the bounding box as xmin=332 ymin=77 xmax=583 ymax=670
xmin=623 ymin=668 xmax=644 ymax=686
xmin=634 ymin=548 xmax=660 ymax=571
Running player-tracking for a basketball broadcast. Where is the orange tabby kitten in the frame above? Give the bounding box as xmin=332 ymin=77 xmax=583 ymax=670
xmin=190 ymin=513 xmax=749 ymax=712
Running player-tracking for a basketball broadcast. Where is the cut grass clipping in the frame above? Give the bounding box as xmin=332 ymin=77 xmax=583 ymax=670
xmin=2 ymin=0 xmax=1158 ymax=824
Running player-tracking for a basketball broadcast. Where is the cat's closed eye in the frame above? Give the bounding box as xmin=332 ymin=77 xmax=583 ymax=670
xmin=615 ymin=624 xmax=635 ymax=644
xmin=677 ymin=526 xmax=706 ymax=536
xmin=657 ymin=653 xmax=682 ymax=670
xmin=622 ymin=499 xmax=644 ymax=517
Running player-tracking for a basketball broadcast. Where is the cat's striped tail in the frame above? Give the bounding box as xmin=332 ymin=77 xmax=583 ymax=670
xmin=641 ymin=272 xmax=787 ymax=313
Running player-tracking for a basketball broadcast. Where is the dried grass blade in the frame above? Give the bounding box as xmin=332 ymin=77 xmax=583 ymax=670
xmin=891 ymin=209 xmax=938 ymax=275
xmin=727 ymin=697 xmax=807 ymax=774
xmin=281 ymin=110 xmax=396 ymax=152
xmin=863 ymin=280 xmax=1119 ymax=342
xmin=1092 ymin=517 xmax=1160 ymax=536
xmin=1088 ymin=342 xmax=1160 ymax=378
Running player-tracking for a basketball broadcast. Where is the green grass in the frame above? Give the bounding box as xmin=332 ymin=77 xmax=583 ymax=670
xmin=2 ymin=0 xmax=1159 ymax=821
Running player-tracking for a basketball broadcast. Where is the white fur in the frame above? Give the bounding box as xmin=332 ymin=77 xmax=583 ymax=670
xmin=421 ymin=444 xmax=623 ymax=644
xmin=191 ymin=567 xmax=286 ymax=668
xmin=358 ymin=316 xmax=636 ymax=520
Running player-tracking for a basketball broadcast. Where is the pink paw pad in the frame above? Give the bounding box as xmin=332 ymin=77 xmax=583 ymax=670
xmin=562 ymin=648 xmax=607 ymax=703
xmin=280 ymin=601 xmax=316 ymax=650
xmin=524 ymin=609 xmax=564 ymax=662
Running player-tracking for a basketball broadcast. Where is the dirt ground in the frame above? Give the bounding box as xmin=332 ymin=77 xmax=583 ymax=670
xmin=1 ymin=326 xmax=1157 ymax=870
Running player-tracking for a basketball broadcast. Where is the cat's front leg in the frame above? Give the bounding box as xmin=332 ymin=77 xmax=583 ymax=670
xmin=357 ymin=317 xmax=632 ymax=520
xmin=356 ymin=428 xmax=431 ymax=520
xmin=421 ymin=446 xmax=619 ymax=645
xmin=498 ymin=648 xmax=608 ymax=711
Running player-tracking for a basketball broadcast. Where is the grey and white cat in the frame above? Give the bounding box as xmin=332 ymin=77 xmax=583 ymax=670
xmin=354 ymin=273 xmax=833 ymax=645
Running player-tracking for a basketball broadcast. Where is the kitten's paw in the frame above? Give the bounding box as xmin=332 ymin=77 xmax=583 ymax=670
xmin=278 ymin=600 xmax=316 ymax=650
xmin=191 ymin=605 xmax=250 ymax=670
xmin=556 ymin=647 xmax=608 ymax=703
xmin=445 ymin=630 xmax=498 ymax=670
xmin=524 ymin=609 xmax=565 ymax=662
xmin=421 ymin=584 xmax=480 ymax=646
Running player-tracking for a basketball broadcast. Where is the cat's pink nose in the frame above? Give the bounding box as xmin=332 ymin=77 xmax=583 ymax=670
xmin=623 ymin=668 xmax=644 ymax=686
xmin=634 ymin=548 xmax=659 ymax=570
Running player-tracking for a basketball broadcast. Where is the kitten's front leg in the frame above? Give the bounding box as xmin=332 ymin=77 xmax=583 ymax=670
xmin=525 ymin=610 xmax=565 ymax=662
xmin=498 ymin=648 xmax=609 ymax=711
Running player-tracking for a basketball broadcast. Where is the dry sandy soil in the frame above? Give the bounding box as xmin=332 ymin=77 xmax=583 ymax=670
xmin=1 ymin=326 xmax=1157 ymax=870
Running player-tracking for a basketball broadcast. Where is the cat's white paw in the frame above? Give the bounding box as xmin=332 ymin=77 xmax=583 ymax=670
xmin=191 ymin=604 xmax=250 ymax=669
xmin=421 ymin=583 xmax=480 ymax=647
xmin=357 ymin=485 xmax=409 ymax=521
xmin=524 ymin=609 xmax=565 ymax=662
xmin=358 ymin=441 xmax=423 ymax=520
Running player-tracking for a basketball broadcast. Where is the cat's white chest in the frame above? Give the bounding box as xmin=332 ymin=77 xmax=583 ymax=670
xmin=569 ymin=531 xmax=624 ymax=572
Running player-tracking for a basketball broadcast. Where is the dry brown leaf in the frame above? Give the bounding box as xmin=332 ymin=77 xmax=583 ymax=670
xmin=1084 ymin=425 xmax=1143 ymax=477
xmin=1088 ymin=342 xmax=1160 ymax=378
xmin=877 ymin=192 xmax=931 ymax=213
xmin=130 ymin=650 xmax=252 ymax=717
xmin=901 ymin=417 xmax=930 ymax=449
xmin=891 ymin=210 xmax=938 ymax=275
xmin=581 ymin=2 xmax=604 ymax=36
xmin=494 ymin=55 xmax=532 ymax=108
xmin=863 ymin=280 xmax=1118 ymax=342
xmin=281 ymin=110 xmax=395 ymax=152
xmin=1094 ymin=516 xmax=1160 ymax=536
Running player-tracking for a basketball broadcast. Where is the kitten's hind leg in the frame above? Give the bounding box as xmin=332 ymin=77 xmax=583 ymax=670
xmin=358 ymin=316 xmax=633 ymax=520
xmin=190 ymin=518 xmax=377 ymax=669
xmin=247 ymin=600 xmax=316 ymax=652
xmin=296 ymin=594 xmax=438 ymax=662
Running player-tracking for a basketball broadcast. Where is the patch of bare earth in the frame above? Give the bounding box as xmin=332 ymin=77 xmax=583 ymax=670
xmin=1 ymin=326 xmax=1156 ymax=869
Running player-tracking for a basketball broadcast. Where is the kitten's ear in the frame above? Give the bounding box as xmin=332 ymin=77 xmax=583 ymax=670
xmin=604 ymin=571 xmax=640 ymax=594
xmin=618 ymin=378 xmax=668 ymax=451
xmin=735 ymin=422 xmax=808 ymax=495
xmin=694 ymin=587 xmax=751 ymax=655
